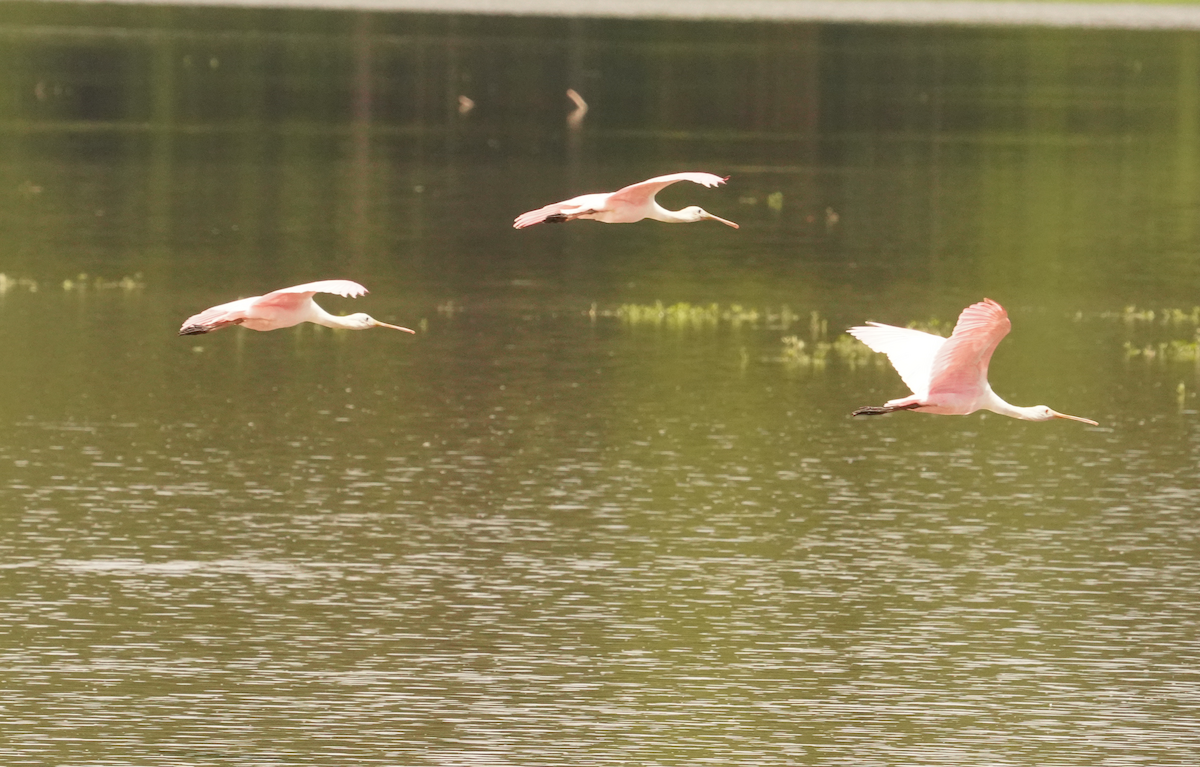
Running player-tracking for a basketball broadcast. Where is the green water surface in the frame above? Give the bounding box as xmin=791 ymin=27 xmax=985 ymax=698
xmin=1 ymin=5 xmax=1199 ymax=766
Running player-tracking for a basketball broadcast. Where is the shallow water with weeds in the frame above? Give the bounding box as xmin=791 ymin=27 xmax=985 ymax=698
xmin=2 ymin=5 xmax=1200 ymax=766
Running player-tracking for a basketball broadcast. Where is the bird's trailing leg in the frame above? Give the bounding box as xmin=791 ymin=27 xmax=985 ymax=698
xmin=179 ymin=318 xmax=244 ymax=336
xmin=852 ymin=402 xmax=922 ymax=417
xmin=544 ymin=209 xmax=600 ymax=224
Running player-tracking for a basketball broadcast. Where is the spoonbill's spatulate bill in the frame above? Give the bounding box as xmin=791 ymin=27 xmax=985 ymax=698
xmin=178 ymin=280 xmax=416 ymax=336
xmin=513 ymin=172 xmax=739 ymax=229
xmin=849 ymin=298 xmax=1097 ymax=425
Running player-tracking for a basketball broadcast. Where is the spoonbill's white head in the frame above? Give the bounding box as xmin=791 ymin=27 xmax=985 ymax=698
xmin=1028 ymin=405 xmax=1097 ymax=425
xmin=682 ymin=206 xmax=739 ymax=229
xmin=342 ymin=313 xmax=416 ymax=333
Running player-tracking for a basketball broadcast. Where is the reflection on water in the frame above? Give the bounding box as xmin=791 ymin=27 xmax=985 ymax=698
xmin=2 ymin=4 xmax=1200 ymax=766
xmin=5 ymin=410 xmax=1200 ymax=765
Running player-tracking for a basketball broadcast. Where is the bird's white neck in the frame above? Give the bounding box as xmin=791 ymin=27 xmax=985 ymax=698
xmin=306 ymin=304 xmax=357 ymax=330
xmin=647 ymin=203 xmax=690 ymax=224
xmin=318 ymin=316 xmax=356 ymax=330
xmin=981 ymin=391 xmax=1041 ymax=422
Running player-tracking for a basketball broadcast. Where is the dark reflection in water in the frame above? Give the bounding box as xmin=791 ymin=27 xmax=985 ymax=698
xmin=2 ymin=4 xmax=1200 ymax=766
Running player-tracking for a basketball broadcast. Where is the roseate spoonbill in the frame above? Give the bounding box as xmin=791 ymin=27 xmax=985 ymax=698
xmin=513 ymin=172 xmax=739 ymax=229
xmin=178 ymin=280 xmax=415 ymax=336
xmin=848 ymin=298 xmax=1097 ymax=425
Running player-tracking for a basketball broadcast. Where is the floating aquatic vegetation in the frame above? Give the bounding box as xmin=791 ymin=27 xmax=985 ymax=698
xmin=809 ymin=310 xmax=827 ymax=340
xmin=778 ymin=307 xmax=882 ymax=370
xmin=1123 ymin=339 xmax=1200 ymax=363
xmin=592 ymin=301 xmax=802 ymax=330
xmin=1 ymin=273 xmax=146 ymax=293
xmin=780 ymin=333 xmax=881 ymax=370
xmin=0 ymin=273 xmax=39 ymax=293
xmin=780 ymin=335 xmax=826 ymax=369
xmin=617 ymin=301 xmax=725 ymax=327
xmin=1101 ymin=305 xmax=1200 ymax=326
xmin=591 ymin=301 xmax=884 ymax=370
xmin=613 ymin=301 xmax=708 ymax=327
xmin=834 ymin=334 xmax=883 ymax=366
xmin=62 ymin=273 xmax=145 ymax=291
xmin=1101 ymin=306 xmax=1200 ymax=363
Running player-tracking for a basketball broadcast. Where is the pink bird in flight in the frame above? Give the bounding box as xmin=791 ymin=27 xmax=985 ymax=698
xmin=513 ymin=172 xmax=739 ymax=229
xmin=179 ymin=280 xmax=415 ymax=336
xmin=849 ymin=298 xmax=1097 ymax=425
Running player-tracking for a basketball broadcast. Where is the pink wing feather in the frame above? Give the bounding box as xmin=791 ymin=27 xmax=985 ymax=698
xmin=604 ymin=172 xmax=728 ymax=207
xmin=925 ymin=299 xmax=1011 ymax=398
xmin=513 ymin=204 xmax=567 ymax=229
xmin=255 ymin=280 xmax=368 ymax=307
xmin=513 ymin=193 xmax=606 ymax=229
xmin=179 ymin=297 xmax=257 ymax=333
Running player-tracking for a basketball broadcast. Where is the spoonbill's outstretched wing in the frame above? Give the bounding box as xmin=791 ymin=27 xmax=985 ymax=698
xmin=180 ymin=297 xmax=257 ymax=334
xmin=848 ymin=323 xmax=947 ymax=399
xmin=513 ymin=193 xmax=607 ymax=229
xmin=926 ymin=299 xmax=1011 ymax=399
xmin=604 ymin=172 xmax=728 ymax=207
xmin=253 ymin=280 xmax=368 ymax=309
